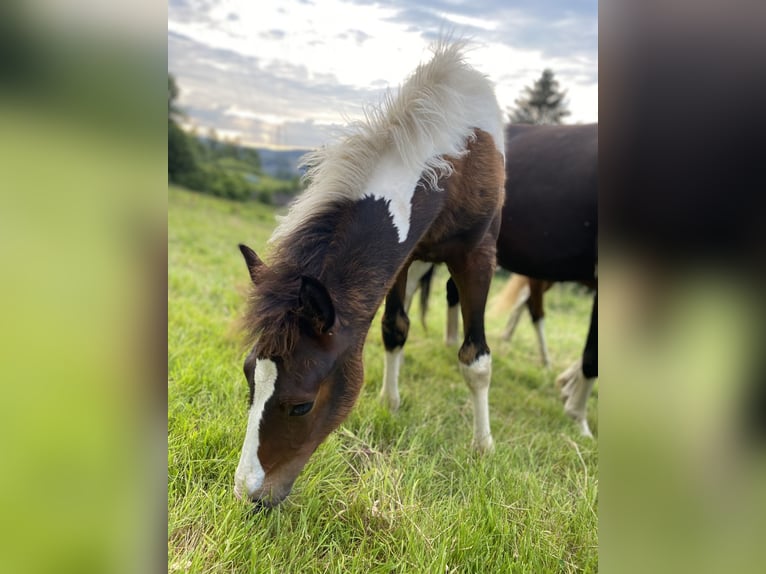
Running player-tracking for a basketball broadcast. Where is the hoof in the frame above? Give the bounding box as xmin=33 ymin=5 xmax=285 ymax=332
xmin=571 ymin=416 xmax=593 ymax=438
xmin=578 ymin=420 xmax=594 ymax=438
xmin=444 ymin=336 xmax=458 ymax=347
xmin=472 ymin=434 xmax=495 ymax=454
xmin=379 ymin=392 xmax=400 ymax=412
xmin=564 ymin=403 xmax=593 ymax=438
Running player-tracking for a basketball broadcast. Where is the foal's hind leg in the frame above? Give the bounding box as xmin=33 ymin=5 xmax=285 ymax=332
xmin=528 ymin=280 xmax=551 ymax=368
xmin=501 ymin=277 xmax=530 ymax=342
xmin=448 ymin=243 xmax=496 ymax=453
xmin=445 ymin=277 xmax=460 ymax=346
xmin=379 ymin=265 xmax=411 ymax=411
xmin=403 ymin=261 xmax=433 ymax=315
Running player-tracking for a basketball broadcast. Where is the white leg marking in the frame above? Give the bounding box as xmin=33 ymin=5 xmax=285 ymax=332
xmin=445 ymin=304 xmax=459 ymax=346
xmin=380 ymin=347 xmax=403 ymax=411
xmin=501 ymin=283 xmax=529 ymax=341
xmin=234 ymin=359 xmax=277 ymax=500
xmin=404 ymin=261 xmax=433 ymax=313
xmin=534 ymin=318 xmax=551 ymax=368
xmin=459 ymin=354 xmax=494 ymax=452
xmin=556 ymin=359 xmax=582 ymax=400
xmin=563 ymin=371 xmax=596 ymax=439
xmin=501 ymin=303 xmax=524 ymax=341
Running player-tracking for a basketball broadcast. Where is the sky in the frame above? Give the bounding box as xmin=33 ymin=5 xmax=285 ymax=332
xmin=168 ymin=0 xmax=597 ymax=149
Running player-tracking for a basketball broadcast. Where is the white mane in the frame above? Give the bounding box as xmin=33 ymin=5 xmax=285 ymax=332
xmin=268 ymin=41 xmax=504 ymax=245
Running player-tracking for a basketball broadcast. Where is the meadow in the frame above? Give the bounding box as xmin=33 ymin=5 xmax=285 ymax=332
xmin=168 ymin=185 xmax=598 ymax=573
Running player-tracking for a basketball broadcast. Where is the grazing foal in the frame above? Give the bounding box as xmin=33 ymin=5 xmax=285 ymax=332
xmin=234 ymin=44 xmax=505 ymax=507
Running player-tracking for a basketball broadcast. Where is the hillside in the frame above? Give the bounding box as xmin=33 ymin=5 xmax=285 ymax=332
xmin=255 ymin=147 xmax=312 ymax=178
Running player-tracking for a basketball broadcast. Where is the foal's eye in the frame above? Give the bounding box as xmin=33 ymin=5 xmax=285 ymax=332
xmin=289 ymin=402 xmax=314 ymax=417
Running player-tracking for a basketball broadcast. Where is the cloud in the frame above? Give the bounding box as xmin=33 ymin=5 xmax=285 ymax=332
xmin=260 ymin=29 xmax=286 ymax=40
xmin=336 ymin=29 xmax=373 ymax=44
xmin=168 ymin=0 xmax=598 ymax=146
xmin=354 ymin=0 xmax=597 ymax=60
xmin=169 ymin=31 xmax=383 ymax=147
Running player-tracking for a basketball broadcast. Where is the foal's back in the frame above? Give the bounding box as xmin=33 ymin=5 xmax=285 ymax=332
xmin=411 ymin=128 xmax=505 ymax=263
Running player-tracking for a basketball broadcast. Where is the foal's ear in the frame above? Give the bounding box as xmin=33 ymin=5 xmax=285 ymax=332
xmin=298 ymin=275 xmax=336 ymax=335
xmin=238 ymin=243 xmax=265 ymax=284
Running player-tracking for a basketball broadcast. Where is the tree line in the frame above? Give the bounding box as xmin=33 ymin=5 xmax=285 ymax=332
xmin=168 ymin=74 xmax=302 ymax=202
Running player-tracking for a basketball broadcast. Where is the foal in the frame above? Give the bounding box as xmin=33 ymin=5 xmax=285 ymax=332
xmin=234 ymin=43 xmax=505 ymax=507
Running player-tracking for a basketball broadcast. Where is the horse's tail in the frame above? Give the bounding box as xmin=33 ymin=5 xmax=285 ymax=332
xmin=490 ymin=273 xmax=531 ymax=314
xmin=417 ymin=264 xmax=436 ymax=330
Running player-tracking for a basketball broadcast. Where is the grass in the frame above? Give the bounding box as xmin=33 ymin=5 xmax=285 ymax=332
xmin=168 ymin=185 xmax=598 ymax=573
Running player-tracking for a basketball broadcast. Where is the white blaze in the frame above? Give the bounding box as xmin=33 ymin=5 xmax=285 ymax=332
xmin=234 ymin=358 xmax=277 ymax=499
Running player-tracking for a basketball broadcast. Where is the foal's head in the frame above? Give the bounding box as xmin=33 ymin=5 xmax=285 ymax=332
xmin=234 ymin=244 xmax=364 ymax=508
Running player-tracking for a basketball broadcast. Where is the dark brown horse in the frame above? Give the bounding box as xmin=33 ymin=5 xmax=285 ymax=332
xmin=233 ymin=44 xmax=505 ymax=507
xmin=496 ymin=123 xmax=597 ymax=437
xmin=384 ymin=123 xmax=598 ymax=437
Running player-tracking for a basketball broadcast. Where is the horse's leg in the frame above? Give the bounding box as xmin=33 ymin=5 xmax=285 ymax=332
xmin=379 ymin=265 xmax=411 ymax=411
xmin=404 ymin=261 xmax=433 ymax=315
xmin=445 ymin=277 xmax=460 ymax=346
xmin=556 ymin=358 xmax=582 ymax=397
xmin=528 ymin=280 xmax=551 ymax=368
xmin=448 ymin=243 xmax=495 ymax=453
xmin=562 ymin=293 xmax=597 ymax=437
xmin=501 ymin=277 xmax=530 ymax=342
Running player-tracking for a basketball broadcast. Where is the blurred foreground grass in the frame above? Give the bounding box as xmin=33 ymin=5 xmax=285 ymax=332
xmin=0 ymin=7 xmax=165 ymax=571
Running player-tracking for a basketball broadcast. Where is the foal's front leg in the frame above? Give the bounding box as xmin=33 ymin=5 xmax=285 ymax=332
xmin=379 ymin=265 xmax=411 ymax=411
xmin=448 ymin=244 xmax=496 ymax=453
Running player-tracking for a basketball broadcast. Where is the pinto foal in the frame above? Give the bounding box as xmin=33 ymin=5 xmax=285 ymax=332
xmin=234 ymin=44 xmax=505 ymax=507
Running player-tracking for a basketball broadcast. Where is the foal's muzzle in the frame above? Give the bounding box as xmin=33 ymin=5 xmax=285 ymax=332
xmin=235 ymin=478 xmax=294 ymax=511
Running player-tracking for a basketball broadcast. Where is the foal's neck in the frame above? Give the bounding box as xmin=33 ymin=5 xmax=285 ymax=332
xmin=317 ymin=190 xmax=443 ymax=329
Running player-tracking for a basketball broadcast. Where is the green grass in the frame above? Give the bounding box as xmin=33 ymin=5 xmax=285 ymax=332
xmin=168 ymin=185 xmax=598 ymax=573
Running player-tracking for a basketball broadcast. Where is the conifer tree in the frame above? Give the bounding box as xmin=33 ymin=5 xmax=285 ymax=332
xmin=509 ymin=69 xmax=570 ymax=125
